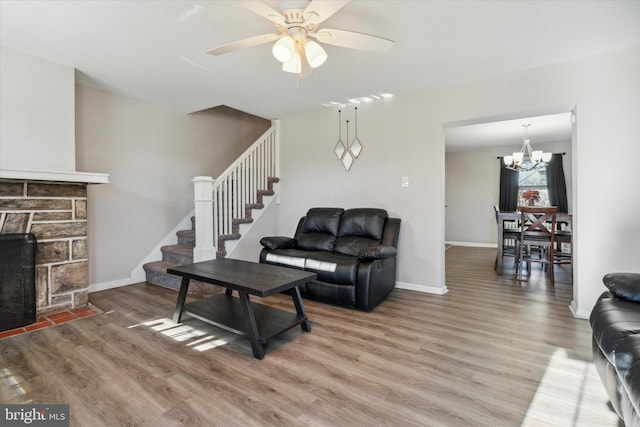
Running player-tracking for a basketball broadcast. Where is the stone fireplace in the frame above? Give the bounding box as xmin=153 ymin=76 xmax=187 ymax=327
xmin=0 ymin=174 xmax=106 ymax=317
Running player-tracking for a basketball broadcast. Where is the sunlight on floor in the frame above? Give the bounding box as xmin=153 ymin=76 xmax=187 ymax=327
xmin=0 ymin=368 xmax=29 ymax=401
xmin=521 ymin=348 xmax=619 ymax=427
xmin=128 ymin=317 xmax=229 ymax=352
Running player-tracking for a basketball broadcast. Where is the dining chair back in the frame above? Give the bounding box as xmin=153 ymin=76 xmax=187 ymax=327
xmin=494 ymin=206 xmax=520 ymax=274
xmin=516 ymin=206 xmax=558 ymax=285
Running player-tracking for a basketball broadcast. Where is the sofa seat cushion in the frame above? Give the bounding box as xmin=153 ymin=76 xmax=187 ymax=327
xmin=263 ymin=249 xmax=310 ymax=269
xmin=263 ymin=249 xmax=359 ymax=287
xmin=590 ymin=291 xmax=640 ymax=365
xmin=303 ymin=251 xmax=360 ymax=287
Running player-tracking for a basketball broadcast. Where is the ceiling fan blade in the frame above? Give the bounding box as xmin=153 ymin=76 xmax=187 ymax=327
xmin=207 ymin=34 xmax=280 ymax=56
xmin=242 ymin=1 xmax=285 ymax=25
xmin=311 ymin=29 xmax=394 ymax=53
xmin=303 ymin=0 xmax=350 ymax=24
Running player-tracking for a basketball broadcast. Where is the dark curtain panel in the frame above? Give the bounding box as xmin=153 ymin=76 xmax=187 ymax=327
xmin=498 ymin=159 xmax=519 ymax=211
xmin=546 ymin=154 xmax=568 ymax=213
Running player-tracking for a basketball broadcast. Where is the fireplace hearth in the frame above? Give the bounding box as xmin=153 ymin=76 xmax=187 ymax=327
xmin=0 ymin=178 xmax=100 ymax=318
xmin=0 ymin=233 xmax=37 ymax=332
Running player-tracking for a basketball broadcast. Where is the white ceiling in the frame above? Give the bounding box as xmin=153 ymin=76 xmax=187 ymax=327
xmin=444 ymin=111 xmax=573 ymax=152
xmin=1 ymin=1 xmax=639 ymax=142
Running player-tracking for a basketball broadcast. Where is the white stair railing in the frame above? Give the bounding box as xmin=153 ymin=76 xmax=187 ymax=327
xmin=192 ymin=121 xmax=279 ymax=262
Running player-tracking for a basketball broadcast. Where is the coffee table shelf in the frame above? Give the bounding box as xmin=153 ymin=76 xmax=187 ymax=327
xmin=184 ymin=294 xmax=307 ymax=344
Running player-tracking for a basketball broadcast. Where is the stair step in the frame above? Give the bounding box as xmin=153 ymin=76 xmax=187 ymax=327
xmin=143 ymin=261 xmax=220 ymax=294
xmin=177 ymin=229 xmax=195 ymax=246
xmin=233 ymin=218 xmax=253 ymax=225
xmin=218 ymin=234 xmax=241 ymax=243
xmin=161 ymin=244 xmax=193 ymax=265
xmin=144 ymin=176 xmax=279 ymax=289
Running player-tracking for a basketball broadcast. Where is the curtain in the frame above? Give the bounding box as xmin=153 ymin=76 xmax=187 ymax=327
xmin=547 ymin=154 xmax=568 ymax=213
xmin=498 ymin=159 xmax=519 ymax=211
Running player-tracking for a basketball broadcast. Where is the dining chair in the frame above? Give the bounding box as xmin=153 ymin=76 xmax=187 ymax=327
xmin=493 ymin=206 xmax=520 ymax=274
xmin=554 ymin=213 xmax=573 ymax=280
xmin=516 ymin=206 xmax=558 ymax=285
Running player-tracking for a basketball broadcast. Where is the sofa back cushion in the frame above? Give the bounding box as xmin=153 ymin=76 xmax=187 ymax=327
xmin=334 ymin=208 xmax=388 ymax=256
xmin=295 ymin=208 xmax=344 ymax=251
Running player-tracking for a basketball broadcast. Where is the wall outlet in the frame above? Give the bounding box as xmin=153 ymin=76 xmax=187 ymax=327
xmin=401 ymin=176 xmax=409 ymax=187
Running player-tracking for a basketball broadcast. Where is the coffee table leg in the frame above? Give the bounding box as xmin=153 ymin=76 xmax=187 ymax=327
xmin=173 ymin=276 xmax=191 ymax=323
xmin=291 ymin=286 xmax=311 ymax=332
xmin=238 ymin=291 xmax=265 ymax=359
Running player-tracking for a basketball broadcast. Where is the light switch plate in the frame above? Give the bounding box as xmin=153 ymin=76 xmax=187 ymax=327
xmin=401 ymin=176 xmax=409 ymax=187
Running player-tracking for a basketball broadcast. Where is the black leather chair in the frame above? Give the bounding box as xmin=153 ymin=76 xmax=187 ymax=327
xmin=259 ymin=207 xmax=400 ymax=311
xmin=590 ymin=272 xmax=640 ymax=425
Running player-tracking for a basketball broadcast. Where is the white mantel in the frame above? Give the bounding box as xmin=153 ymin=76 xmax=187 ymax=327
xmin=0 ymin=168 xmax=109 ymax=184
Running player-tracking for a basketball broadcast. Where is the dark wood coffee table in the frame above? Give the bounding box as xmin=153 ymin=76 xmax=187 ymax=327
xmin=168 ymin=258 xmax=316 ymax=359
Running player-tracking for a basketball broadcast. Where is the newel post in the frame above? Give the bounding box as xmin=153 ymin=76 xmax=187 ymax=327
xmin=192 ymin=176 xmax=216 ymax=262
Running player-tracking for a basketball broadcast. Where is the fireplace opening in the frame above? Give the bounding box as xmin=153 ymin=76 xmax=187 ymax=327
xmin=0 ymin=233 xmax=37 ymax=332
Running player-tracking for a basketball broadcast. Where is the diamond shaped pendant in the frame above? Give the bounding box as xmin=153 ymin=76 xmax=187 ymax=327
xmin=350 ymin=137 xmax=362 ymax=158
xmin=342 ymin=151 xmax=354 ymax=171
xmin=334 ymin=139 xmax=346 ymax=159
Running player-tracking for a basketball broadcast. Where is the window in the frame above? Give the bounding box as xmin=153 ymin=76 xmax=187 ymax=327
xmin=517 ymin=162 xmax=550 ymax=206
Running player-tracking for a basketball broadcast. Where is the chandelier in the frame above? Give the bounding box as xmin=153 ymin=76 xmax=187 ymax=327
xmin=503 ymin=124 xmax=552 ymax=171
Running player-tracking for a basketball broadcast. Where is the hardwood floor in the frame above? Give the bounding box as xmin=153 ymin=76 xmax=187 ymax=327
xmin=1 ymin=247 xmax=619 ymax=426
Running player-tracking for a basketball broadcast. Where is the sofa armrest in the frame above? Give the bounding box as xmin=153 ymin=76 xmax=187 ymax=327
xmin=603 ymin=273 xmax=640 ymax=303
xmin=260 ymin=236 xmax=297 ymax=250
xmin=358 ymin=244 xmax=397 ymax=261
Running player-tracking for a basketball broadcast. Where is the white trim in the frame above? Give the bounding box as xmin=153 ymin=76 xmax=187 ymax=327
xmin=129 ymin=210 xmax=195 ymax=279
xmin=88 ymin=277 xmax=138 ymax=293
xmin=225 ymin=194 xmax=275 ymax=256
xmin=0 ymin=168 xmax=109 ymax=184
xmin=445 ymin=241 xmax=496 ymax=248
xmin=396 ymin=281 xmax=449 ymax=295
xmin=569 ymin=300 xmax=591 ymax=319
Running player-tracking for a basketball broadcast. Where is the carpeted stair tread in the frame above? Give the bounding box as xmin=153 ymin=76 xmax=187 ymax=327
xmin=177 ymin=229 xmax=195 ymax=246
xmin=161 ymin=244 xmax=193 ymax=265
xmin=143 ymin=261 xmax=219 ymax=294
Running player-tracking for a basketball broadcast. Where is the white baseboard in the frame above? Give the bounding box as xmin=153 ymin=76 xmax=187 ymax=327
xmin=89 ymin=277 xmax=140 ymax=293
xmin=445 ymin=241 xmax=496 ymax=248
xmin=396 ymin=281 xmax=449 ymax=295
xmin=569 ymin=300 xmax=591 ymax=319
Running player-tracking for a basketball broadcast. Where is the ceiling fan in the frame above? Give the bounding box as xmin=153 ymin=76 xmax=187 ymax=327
xmin=206 ymin=0 xmax=394 ymax=78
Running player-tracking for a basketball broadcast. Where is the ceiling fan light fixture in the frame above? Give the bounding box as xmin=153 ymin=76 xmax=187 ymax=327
xmin=272 ymin=35 xmax=294 ymax=62
xmin=304 ymin=40 xmax=327 ymax=68
xmin=282 ymin=49 xmax=301 ymax=74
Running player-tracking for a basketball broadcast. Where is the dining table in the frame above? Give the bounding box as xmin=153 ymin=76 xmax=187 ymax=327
xmin=495 ymin=210 xmax=572 ymax=275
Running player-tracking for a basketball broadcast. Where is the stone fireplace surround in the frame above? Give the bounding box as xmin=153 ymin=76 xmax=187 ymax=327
xmin=0 ymin=171 xmax=107 ymax=317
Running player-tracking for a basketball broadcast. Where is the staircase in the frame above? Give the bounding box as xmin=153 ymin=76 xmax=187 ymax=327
xmin=142 ymin=124 xmax=279 ymax=294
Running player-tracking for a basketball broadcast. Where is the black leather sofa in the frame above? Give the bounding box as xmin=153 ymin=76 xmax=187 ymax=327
xmin=259 ymin=207 xmax=400 ymax=311
xmin=590 ymin=272 xmax=640 ymax=425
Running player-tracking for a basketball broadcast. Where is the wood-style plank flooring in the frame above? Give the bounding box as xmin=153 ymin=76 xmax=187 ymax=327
xmin=0 ymin=247 xmax=619 ymax=426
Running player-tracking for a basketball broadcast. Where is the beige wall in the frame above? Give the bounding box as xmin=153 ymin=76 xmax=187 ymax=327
xmin=445 ymin=141 xmax=572 ymax=246
xmin=75 ymin=85 xmax=270 ymax=285
xmin=277 ymin=45 xmax=640 ymax=316
xmin=0 ymin=47 xmax=76 ymax=172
